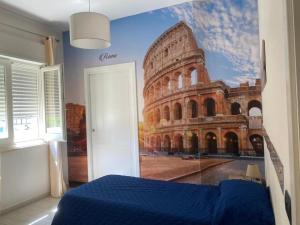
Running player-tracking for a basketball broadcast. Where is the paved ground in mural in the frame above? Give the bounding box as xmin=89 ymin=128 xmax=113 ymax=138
xmin=140 ymin=155 xmax=264 ymax=184
xmin=176 ymin=159 xmax=265 ymax=185
xmin=140 ymin=155 xmax=233 ymax=181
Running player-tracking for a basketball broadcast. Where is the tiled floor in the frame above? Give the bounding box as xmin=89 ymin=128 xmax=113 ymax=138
xmin=0 ymin=197 xmax=59 ymax=225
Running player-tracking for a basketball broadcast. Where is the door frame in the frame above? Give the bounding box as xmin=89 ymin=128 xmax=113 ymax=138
xmin=84 ymin=62 xmax=140 ymax=181
xmin=284 ymin=0 xmax=300 ymax=223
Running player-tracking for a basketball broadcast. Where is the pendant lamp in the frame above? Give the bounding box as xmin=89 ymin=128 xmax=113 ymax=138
xmin=69 ymin=0 xmax=111 ymax=49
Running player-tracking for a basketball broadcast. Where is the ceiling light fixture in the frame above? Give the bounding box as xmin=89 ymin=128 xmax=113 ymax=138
xmin=69 ymin=0 xmax=111 ymax=49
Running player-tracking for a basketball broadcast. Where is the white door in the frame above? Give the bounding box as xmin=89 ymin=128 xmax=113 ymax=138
xmin=85 ymin=62 xmax=139 ymax=181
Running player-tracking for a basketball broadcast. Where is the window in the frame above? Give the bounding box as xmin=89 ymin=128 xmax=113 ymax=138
xmin=43 ymin=66 xmax=63 ymax=135
xmin=0 ymin=57 xmax=64 ymax=145
xmin=0 ymin=63 xmax=7 ymax=138
xmin=12 ymin=62 xmax=40 ymax=141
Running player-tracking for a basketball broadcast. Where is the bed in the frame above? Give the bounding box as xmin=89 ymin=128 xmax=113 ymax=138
xmin=51 ymin=175 xmax=275 ymax=225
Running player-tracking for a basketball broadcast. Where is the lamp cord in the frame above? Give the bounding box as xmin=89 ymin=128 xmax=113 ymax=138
xmin=89 ymin=0 xmax=91 ymax=12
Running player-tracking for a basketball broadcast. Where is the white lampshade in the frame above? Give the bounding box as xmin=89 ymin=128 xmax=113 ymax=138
xmin=69 ymin=12 xmax=111 ymax=49
xmin=246 ymin=164 xmax=261 ymax=179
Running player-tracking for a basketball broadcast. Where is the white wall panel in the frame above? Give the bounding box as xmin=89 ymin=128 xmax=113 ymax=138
xmin=0 ymin=144 xmax=50 ymax=211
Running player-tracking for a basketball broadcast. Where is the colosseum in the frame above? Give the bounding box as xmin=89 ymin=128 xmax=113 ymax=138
xmin=143 ymin=21 xmax=264 ymax=157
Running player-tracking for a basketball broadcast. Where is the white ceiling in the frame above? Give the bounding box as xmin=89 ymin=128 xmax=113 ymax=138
xmin=0 ymin=0 xmax=191 ymax=30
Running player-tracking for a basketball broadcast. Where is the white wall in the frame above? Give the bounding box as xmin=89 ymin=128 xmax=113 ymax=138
xmin=0 ymin=7 xmax=63 ymax=64
xmin=258 ymin=0 xmax=293 ymax=224
xmin=0 ymin=145 xmax=50 ymax=211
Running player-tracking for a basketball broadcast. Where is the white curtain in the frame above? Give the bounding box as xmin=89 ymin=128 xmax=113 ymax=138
xmin=44 ymin=36 xmax=57 ymax=66
xmin=49 ymin=141 xmax=68 ymax=198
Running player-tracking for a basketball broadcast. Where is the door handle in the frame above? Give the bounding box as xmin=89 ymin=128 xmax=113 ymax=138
xmin=92 ymin=129 xmax=95 ymax=132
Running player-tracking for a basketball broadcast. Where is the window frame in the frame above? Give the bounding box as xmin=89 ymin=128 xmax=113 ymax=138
xmin=0 ymin=57 xmax=65 ymax=148
xmin=12 ymin=61 xmax=42 ymax=143
xmin=40 ymin=64 xmax=65 ymax=141
xmin=0 ymin=58 xmax=13 ymax=147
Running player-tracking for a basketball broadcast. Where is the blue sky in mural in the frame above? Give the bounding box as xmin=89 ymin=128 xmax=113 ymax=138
xmin=169 ymin=0 xmax=260 ymax=86
xmin=63 ymin=0 xmax=259 ymax=120
xmin=106 ymin=0 xmax=259 ymax=86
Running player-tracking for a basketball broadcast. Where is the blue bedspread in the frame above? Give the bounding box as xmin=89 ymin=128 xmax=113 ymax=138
xmin=51 ymin=175 xmax=275 ymax=225
xmin=52 ymin=175 xmax=219 ymax=225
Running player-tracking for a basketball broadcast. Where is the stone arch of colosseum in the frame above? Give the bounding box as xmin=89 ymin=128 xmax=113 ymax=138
xmin=203 ymin=98 xmax=216 ymax=117
xmin=163 ymin=135 xmax=171 ymax=151
xmin=205 ymin=132 xmax=218 ymax=153
xmin=154 ymin=108 xmax=161 ymax=124
xmin=171 ymin=133 xmax=184 ymax=152
xmin=248 ymin=99 xmax=262 ymax=116
xmin=187 ymin=99 xmax=198 ymax=118
xmin=162 ymin=76 xmax=171 ymax=95
xmin=224 ymin=131 xmax=239 ymax=154
xmin=186 ymin=131 xmax=199 ymax=153
xmin=231 ymin=102 xmax=241 ymax=115
xmin=249 ymin=134 xmax=264 ymax=156
xmin=163 ymin=105 xmax=170 ymax=121
xmin=173 ymin=102 xmax=183 ymax=120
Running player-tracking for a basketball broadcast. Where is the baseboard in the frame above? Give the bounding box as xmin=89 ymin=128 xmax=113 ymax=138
xmin=0 ymin=192 xmax=50 ymax=215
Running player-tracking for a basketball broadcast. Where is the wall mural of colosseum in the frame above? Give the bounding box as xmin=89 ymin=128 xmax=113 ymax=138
xmin=63 ymin=0 xmax=263 ymax=185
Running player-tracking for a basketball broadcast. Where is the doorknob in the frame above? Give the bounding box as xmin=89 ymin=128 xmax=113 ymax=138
xmin=92 ymin=129 xmax=95 ymax=132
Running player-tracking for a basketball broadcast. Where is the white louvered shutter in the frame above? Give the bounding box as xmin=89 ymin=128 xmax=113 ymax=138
xmin=12 ymin=62 xmax=40 ymax=141
xmin=42 ymin=65 xmax=64 ymax=140
xmin=0 ymin=63 xmax=7 ymax=138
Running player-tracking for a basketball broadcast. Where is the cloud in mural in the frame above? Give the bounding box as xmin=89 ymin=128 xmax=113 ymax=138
xmin=225 ymin=75 xmax=258 ymax=86
xmin=167 ymin=0 xmax=260 ymax=86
